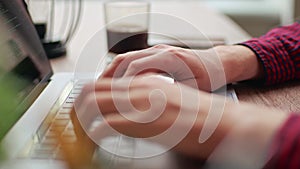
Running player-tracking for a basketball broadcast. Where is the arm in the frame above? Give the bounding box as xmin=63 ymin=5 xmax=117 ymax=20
xmin=239 ymin=22 xmax=300 ymax=85
xmin=265 ymin=114 xmax=300 ymax=169
xmin=101 ymin=44 xmax=263 ymax=91
xmin=205 ymin=22 xmax=300 ymax=86
xmin=207 ymin=45 xmax=264 ymax=83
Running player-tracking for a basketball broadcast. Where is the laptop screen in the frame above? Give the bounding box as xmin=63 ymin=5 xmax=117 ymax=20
xmin=0 ymin=0 xmax=52 ymax=140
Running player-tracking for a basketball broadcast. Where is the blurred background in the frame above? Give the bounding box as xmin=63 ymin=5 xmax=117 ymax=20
xmin=25 ymin=0 xmax=300 ymax=52
xmin=202 ymin=0 xmax=299 ymax=37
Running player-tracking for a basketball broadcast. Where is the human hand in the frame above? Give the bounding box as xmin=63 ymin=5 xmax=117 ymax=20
xmin=73 ymin=76 xmax=229 ymax=158
xmin=101 ymin=45 xmax=226 ymax=91
xmin=72 ymin=75 xmax=286 ymax=161
xmin=101 ymin=45 xmax=263 ymax=91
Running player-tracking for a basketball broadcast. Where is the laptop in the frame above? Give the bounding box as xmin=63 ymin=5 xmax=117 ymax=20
xmin=0 ymin=1 xmax=238 ymax=169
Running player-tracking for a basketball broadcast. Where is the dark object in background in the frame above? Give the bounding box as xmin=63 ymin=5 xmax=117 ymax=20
xmin=34 ymin=23 xmax=67 ymax=59
xmin=42 ymin=41 xmax=67 ymax=59
xmin=25 ymin=0 xmax=82 ymax=59
xmin=34 ymin=23 xmax=47 ymax=40
xmin=33 ymin=22 xmax=67 ymax=59
xmin=107 ymin=27 xmax=148 ymax=54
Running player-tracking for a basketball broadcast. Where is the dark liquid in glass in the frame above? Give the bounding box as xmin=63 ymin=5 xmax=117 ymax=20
xmin=107 ymin=25 xmax=148 ymax=54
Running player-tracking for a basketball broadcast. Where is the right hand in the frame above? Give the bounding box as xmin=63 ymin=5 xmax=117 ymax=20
xmin=101 ymin=44 xmax=228 ymax=91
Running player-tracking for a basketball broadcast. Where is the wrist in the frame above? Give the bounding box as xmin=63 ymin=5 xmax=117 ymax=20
xmin=212 ymin=45 xmax=263 ymax=84
xmin=209 ymin=102 xmax=288 ymax=167
xmin=235 ymin=105 xmax=287 ymax=165
xmin=235 ymin=104 xmax=287 ymax=143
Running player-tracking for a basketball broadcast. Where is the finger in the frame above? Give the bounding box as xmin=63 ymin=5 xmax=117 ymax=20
xmin=122 ymin=55 xmax=164 ymax=77
xmin=76 ymin=79 xmax=128 ymax=110
xmin=74 ymin=91 xmax=121 ymax=131
xmin=89 ymin=113 xmax=169 ymax=141
xmin=101 ymin=49 xmax=154 ymax=78
xmin=88 ymin=114 xmax=124 ymax=141
xmin=101 ymin=46 xmax=163 ymax=78
xmin=95 ymin=76 xmax=161 ymax=92
xmin=122 ymin=51 xmax=178 ymax=77
xmin=74 ymin=79 xmax=118 ymax=111
xmin=73 ymin=92 xmax=102 ymax=133
xmin=75 ymin=82 xmax=97 ymax=109
xmin=83 ymin=78 xmax=135 ymax=93
xmin=74 ymin=77 xmax=174 ymax=133
xmin=76 ymin=78 xmax=133 ymax=109
xmin=74 ymin=90 xmax=141 ymax=132
xmin=96 ymin=77 xmax=136 ymax=91
xmin=92 ymin=78 xmax=135 ymax=92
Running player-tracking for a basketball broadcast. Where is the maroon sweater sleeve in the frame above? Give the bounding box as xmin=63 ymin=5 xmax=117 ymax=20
xmin=266 ymin=114 xmax=300 ymax=169
xmin=239 ymin=24 xmax=300 ymax=168
xmin=240 ymin=22 xmax=300 ymax=85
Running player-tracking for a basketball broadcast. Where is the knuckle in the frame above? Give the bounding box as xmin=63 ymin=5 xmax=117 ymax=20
xmin=165 ymin=47 xmax=186 ymax=60
xmin=75 ymin=83 xmax=96 ymax=107
xmin=85 ymin=93 xmax=99 ymax=110
xmin=153 ymin=44 xmax=169 ymax=49
xmin=127 ymin=61 xmax=141 ymax=70
xmin=165 ymin=47 xmax=181 ymax=54
xmin=166 ymin=48 xmax=176 ymax=53
xmin=140 ymin=77 xmax=161 ymax=88
xmin=80 ymin=83 xmax=95 ymax=96
xmin=114 ymin=54 xmax=127 ymax=64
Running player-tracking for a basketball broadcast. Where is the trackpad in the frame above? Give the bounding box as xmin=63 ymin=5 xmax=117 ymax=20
xmin=94 ymin=137 xmax=198 ymax=169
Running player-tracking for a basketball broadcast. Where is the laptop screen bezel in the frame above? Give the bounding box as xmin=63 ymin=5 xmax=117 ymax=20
xmin=0 ymin=0 xmax=53 ymax=140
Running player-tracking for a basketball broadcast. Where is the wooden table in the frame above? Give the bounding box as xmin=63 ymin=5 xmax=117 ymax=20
xmin=235 ymin=81 xmax=300 ymax=113
xmin=48 ymin=1 xmax=300 ymax=168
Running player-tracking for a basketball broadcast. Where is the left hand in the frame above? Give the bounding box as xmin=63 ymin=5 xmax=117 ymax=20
xmin=71 ymin=76 xmax=287 ymax=162
xmin=72 ymin=76 xmax=236 ymax=159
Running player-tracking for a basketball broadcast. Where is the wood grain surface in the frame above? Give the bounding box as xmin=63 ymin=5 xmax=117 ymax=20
xmin=234 ymin=80 xmax=300 ymax=113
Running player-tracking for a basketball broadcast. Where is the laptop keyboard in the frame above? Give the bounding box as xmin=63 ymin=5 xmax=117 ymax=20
xmin=28 ymin=81 xmax=86 ymax=160
xmin=22 ymin=80 xmax=238 ymax=166
xmin=16 ymin=79 xmax=137 ymax=168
